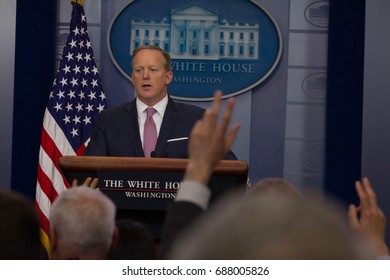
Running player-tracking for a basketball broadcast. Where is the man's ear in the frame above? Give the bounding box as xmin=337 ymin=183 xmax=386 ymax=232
xmin=49 ymin=229 xmax=58 ymax=259
xmin=111 ymin=226 xmax=119 ymax=248
xmin=165 ymin=71 xmax=173 ymax=85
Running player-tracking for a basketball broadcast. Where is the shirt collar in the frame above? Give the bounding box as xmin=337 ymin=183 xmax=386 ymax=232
xmin=136 ymin=95 xmax=168 ymax=118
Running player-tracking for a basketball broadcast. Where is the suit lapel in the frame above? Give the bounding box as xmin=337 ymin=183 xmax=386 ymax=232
xmin=123 ymin=99 xmax=144 ymax=157
xmin=155 ymin=98 xmax=179 ymax=157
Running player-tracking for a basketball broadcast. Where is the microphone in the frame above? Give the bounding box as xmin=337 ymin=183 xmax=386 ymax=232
xmin=160 ymin=144 xmax=168 ymax=158
xmin=150 ymin=143 xmax=169 ymax=158
xmin=150 ymin=151 xmax=167 ymax=158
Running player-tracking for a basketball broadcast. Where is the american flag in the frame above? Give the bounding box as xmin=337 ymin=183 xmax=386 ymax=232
xmin=35 ymin=0 xmax=106 ymax=251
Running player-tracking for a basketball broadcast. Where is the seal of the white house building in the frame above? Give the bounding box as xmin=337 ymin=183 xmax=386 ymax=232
xmin=108 ymin=0 xmax=282 ymax=101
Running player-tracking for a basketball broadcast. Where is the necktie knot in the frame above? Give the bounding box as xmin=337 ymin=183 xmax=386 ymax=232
xmin=146 ymin=107 xmax=155 ymax=119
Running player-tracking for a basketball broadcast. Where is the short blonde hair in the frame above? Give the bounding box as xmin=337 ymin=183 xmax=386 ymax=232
xmin=132 ymin=45 xmax=172 ymax=71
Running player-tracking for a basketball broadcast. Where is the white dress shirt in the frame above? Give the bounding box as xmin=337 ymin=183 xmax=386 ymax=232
xmin=136 ymin=95 xmax=168 ymax=147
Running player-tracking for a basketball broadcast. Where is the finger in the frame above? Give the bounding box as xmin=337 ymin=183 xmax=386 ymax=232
xmin=355 ymin=180 xmax=369 ymax=210
xmin=189 ymin=119 xmax=203 ymax=140
xmin=378 ymin=208 xmax=386 ymax=219
xmin=83 ymin=177 xmax=93 ymax=187
xmin=211 ymin=90 xmax=223 ymax=114
xmin=348 ymin=204 xmax=360 ymax=229
xmin=72 ymin=179 xmax=78 ymax=187
xmin=362 ymin=177 xmax=379 ymax=210
xmin=202 ymin=91 xmax=222 ymax=129
xmin=220 ymin=97 xmax=235 ymax=133
xmin=225 ymin=123 xmax=240 ymax=151
xmin=90 ymin=178 xmax=99 ymax=189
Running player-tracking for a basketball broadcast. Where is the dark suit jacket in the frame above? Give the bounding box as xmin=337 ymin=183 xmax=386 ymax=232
xmin=160 ymin=201 xmax=204 ymax=259
xmin=85 ymin=97 xmax=237 ymax=159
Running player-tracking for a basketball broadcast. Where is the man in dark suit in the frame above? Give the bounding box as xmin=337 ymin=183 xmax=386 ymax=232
xmin=85 ymin=45 xmax=236 ymax=159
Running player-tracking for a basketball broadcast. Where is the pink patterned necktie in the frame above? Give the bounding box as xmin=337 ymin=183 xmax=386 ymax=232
xmin=143 ymin=107 xmax=157 ymax=157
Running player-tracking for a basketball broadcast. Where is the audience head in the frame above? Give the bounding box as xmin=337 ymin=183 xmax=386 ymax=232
xmin=49 ymin=186 xmax=117 ymax=259
xmin=108 ymin=218 xmax=157 ymax=260
xmin=247 ymin=177 xmax=301 ymax=198
xmin=168 ymin=191 xmax=374 ymax=259
xmin=0 ymin=190 xmax=41 ymax=259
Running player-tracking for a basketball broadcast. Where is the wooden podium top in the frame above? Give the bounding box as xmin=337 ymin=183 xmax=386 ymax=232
xmin=59 ymin=156 xmax=249 ymax=176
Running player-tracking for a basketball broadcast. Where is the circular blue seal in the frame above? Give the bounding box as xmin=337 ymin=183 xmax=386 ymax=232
xmin=108 ymin=0 xmax=282 ymax=100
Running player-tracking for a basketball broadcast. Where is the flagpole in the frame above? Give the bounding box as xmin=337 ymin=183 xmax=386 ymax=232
xmin=71 ymin=0 xmax=84 ymax=6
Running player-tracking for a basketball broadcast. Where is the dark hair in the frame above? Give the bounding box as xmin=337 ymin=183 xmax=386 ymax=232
xmin=108 ymin=219 xmax=157 ymax=260
xmin=132 ymin=45 xmax=172 ymax=71
xmin=0 ymin=190 xmax=41 ymax=259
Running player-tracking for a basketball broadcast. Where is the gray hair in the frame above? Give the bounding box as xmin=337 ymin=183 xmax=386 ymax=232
xmin=50 ymin=187 xmax=116 ymax=253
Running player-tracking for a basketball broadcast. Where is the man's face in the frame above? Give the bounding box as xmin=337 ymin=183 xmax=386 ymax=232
xmin=131 ymin=49 xmax=173 ymax=106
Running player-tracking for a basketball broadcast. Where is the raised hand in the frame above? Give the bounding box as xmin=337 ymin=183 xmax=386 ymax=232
xmin=72 ymin=177 xmax=99 ymax=190
xmin=185 ymin=91 xmax=240 ymax=185
xmin=348 ymin=177 xmax=389 ymax=256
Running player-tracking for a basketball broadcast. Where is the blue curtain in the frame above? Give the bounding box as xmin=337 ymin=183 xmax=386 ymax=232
xmin=325 ymin=0 xmax=366 ymax=205
xmin=12 ymin=1 xmax=57 ymax=200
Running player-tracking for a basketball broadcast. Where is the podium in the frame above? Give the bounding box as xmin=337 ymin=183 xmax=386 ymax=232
xmin=58 ymin=156 xmax=249 ymax=238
